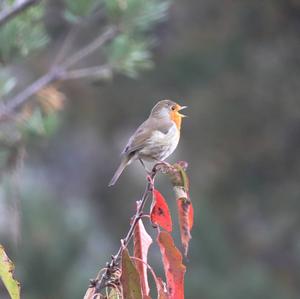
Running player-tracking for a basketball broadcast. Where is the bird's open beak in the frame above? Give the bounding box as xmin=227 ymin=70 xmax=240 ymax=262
xmin=177 ymin=105 xmax=187 ymax=117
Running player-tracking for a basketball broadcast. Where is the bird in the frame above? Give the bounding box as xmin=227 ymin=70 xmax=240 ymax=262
xmin=108 ymin=99 xmax=187 ymax=186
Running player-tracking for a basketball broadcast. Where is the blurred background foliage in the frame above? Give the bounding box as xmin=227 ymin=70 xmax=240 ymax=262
xmin=1 ymin=0 xmax=300 ymax=298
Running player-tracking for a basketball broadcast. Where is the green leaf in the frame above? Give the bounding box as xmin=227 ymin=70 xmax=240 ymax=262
xmin=108 ymin=287 xmax=122 ymax=299
xmin=104 ymin=0 xmax=170 ymax=33
xmin=104 ymin=0 xmax=171 ymax=78
xmin=63 ymin=10 xmax=81 ymax=24
xmin=43 ymin=113 xmax=61 ymax=136
xmin=0 ymin=245 xmax=21 ymax=299
xmin=23 ymin=108 xmax=45 ymax=135
xmin=174 ymin=164 xmax=189 ymax=191
xmin=0 ymin=3 xmax=48 ymax=62
xmin=120 ymin=248 xmax=143 ymax=299
xmin=107 ymin=34 xmax=153 ymax=77
xmin=64 ymin=0 xmax=101 ymax=17
xmin=0 ymin=70 xmax=16 ymax=97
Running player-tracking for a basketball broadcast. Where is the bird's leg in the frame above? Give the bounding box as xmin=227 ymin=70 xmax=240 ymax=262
xmin=139 ymin=158 xmax=155 ymax=187
xmin=139 ymin=158 xmax=152 ymax=174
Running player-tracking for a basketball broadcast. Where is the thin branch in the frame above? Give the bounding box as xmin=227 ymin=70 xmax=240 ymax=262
xmin=53 ymin=27 xmax=79 ymax=67
xmin=53 ymin=8 xmax=106 ymax=67
xmin=0 ymin=0 xmax=40 ymax=27
xmin=0 ymin=70 xmax=58 ymax=117
xmin=59 ymin=65 xmax=112 ymax=81
xmin=86 ymin=167 xmax=160 ymax=298
xmin=61 ymin=26 xmax=117 ymax=69
xmin=0 ymin=26 xmax=118 ymax=119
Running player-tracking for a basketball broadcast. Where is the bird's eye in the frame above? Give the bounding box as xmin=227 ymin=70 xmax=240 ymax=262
xmin=171 ymin=105 xmax=176 ymax=111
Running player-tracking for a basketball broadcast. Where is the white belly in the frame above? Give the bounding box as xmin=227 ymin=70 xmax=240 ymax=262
xmin=139 ymin=124 xmax=180 ymax=161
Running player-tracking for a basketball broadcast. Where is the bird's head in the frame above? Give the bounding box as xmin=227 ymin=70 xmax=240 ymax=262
xmin=150 ymin=99 xmax=187 ymax=129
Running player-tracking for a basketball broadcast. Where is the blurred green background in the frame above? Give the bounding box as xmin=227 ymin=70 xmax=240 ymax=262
xmin=1 ymin=0 xmax=300 ymax=298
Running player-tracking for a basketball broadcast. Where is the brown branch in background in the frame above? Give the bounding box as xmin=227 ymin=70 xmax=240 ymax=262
xmin=0 ymin=0 xmax=40 ymax=27
xmin=58 ymin=65 xmax=112 ymax=81
xmin=0 ymin=26 xmax=118 ymax=120
xmin=61 ymin=27 xmax=117 ymax=70
xmin=84 ymin=165 xmax=163 ymax=299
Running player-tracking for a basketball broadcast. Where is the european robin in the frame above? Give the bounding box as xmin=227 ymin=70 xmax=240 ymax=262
xmin=108 ymin=99 xmax=187 ymax=186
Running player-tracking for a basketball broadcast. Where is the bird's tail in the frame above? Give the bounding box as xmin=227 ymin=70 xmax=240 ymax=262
xmin=108 ymin=157 xmax=130 ymax=187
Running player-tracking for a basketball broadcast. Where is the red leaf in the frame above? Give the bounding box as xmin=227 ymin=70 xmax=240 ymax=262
xmin=157 ymin=231 xmax=186 ymax=299
xmin=133 ymin=219 xmax=153 ymax=297
xmin=120 ymin=248 xmax=143 ymax=299
xmin=177 ymin=198 xmax=194 ymax=256
xmin=189 ymin=201 xmax=194 ymax=230
xmin=150 ymin=189 xmax=172 ymax=232
xmin=167 ymin=164 xmax=194 ymax=256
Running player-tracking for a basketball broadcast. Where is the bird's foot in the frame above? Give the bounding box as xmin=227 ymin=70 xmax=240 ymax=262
xmin=154 ymin=160 xmax=173 ymax=173
xmin=160 ymin=161 xmax=171 ymax=167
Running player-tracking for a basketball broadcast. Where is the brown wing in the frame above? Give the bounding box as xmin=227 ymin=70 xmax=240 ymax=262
xmin=123 ymin=117 xmax=173 ymax=155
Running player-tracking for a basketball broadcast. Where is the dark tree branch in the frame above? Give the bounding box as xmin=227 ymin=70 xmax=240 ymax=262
xmin=0 ymin=26 xmax=118 ymax=119
xmin=0 ymin=0 xmax=40 ymax=27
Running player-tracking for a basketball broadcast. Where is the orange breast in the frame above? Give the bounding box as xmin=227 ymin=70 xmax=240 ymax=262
xmin=170 ymin=110 xmax=182 ymax=130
